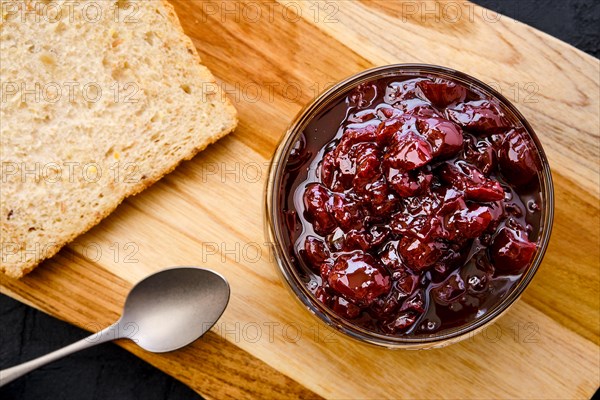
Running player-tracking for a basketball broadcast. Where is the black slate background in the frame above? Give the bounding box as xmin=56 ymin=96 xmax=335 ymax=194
xmin=476 ymin=0 xmax=599 ymax=58
xmin=1 ymin=1 xmax=598 ymax=399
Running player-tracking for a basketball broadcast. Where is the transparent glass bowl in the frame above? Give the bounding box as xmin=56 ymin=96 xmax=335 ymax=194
xmin=265 ymin=64 xmax=554 ymax=349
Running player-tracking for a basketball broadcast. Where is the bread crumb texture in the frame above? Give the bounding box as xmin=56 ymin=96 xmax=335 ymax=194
xmin=0 ymin=0 xmax=238 ymax=278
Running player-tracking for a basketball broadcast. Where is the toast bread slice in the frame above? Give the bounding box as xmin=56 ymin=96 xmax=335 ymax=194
xmin=0 ymin=0 xmax=237 ymax=278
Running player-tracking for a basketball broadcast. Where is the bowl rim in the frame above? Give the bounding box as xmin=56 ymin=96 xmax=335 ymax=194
xmin=265 ymin=63 xmax=555 ymax=348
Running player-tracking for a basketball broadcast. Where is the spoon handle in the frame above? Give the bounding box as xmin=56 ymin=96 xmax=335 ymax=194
xmin=0 ymin=322 xmax=120 ymax=387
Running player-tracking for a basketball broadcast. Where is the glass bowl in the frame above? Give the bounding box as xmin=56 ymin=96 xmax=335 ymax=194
xmin=265 ymin=64 xmax=554 ymax=349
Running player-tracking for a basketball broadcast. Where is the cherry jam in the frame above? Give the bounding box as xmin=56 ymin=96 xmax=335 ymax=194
xmin=278 ymin=75 xmax=543 ymax=336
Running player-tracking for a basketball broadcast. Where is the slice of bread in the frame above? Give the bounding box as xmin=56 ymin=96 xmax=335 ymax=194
xmin=0 ymin=0 xmax=237 ymax=278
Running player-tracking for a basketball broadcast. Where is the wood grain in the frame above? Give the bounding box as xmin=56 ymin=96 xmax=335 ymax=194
xmin=2 ymin=1 xmax=599 ymax=398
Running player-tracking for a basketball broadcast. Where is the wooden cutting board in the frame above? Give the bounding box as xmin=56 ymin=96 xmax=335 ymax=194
xmin=2 ymin=1 xmax=599 ymax=398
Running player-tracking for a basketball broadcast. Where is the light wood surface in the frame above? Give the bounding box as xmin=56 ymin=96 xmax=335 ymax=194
xmin=2 ymin=1 xmax=599 ymax=398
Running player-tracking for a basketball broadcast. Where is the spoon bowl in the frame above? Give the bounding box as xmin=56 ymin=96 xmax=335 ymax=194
xmin=121 ymin=267 xmax=230 ymax=352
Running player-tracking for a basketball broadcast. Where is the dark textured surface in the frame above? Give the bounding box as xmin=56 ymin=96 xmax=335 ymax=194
xmin=1 ymin=1 xmax=598 ymax=399
xmin=475 ymin=0 xmax=599 ymax=57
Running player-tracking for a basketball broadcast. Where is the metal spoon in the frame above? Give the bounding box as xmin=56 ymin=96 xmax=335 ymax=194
xmin=0 ymin=266 xmax=230 ymax=387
